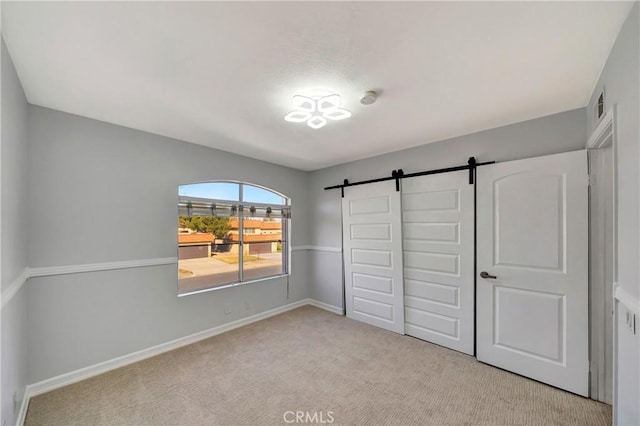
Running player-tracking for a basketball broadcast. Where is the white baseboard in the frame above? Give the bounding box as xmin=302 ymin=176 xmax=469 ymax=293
xmin=307 ymin=299 xmax=344 ymax=315
xmin=17 ymin=298 xmax=342 ymax=425
xmin=25 ymin=299 xmax=307 ymax=397
xmin=16 ymin=388 xmax=30 ymax=426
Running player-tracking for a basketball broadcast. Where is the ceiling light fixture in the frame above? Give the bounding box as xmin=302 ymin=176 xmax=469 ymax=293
xmin=284 ymin=93 xmax=351 ymax=129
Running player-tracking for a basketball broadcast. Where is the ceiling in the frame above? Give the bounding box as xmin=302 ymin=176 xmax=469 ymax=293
xmin=1 ymin=2 xmax=633 ymax=171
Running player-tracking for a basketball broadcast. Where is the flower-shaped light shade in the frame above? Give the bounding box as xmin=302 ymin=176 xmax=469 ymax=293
xmin=284 ymin=111 xmax=312 ymax=123
xmin=292 ymin=95 xmax=316 ymax=112
xmin=284 ymin=93 xmax=351 ymax=129
xmin=307 ymin=116 xmax=328 ymax=129
xmin=317 ymin=94 xmax=340 ymax=112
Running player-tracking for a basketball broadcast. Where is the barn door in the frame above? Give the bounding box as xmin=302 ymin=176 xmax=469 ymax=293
xmin=476 ymin=150 xmax=589 ymax=396
xmin=402 ymin=171 xmax=475 ymax=355
xmin=342 ymin=180 xmax=405 ymax=334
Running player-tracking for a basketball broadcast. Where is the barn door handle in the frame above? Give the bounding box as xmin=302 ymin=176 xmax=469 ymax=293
xmin=480 ymin=271 xmax=497 ymax=279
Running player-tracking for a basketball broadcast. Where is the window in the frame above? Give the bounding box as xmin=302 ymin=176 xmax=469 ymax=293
xmin=177 ymin=181 xmax=290 ymax=295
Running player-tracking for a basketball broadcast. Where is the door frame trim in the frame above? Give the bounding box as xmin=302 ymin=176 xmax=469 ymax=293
xmin=586 ymin=106 xmax=617 ymax=405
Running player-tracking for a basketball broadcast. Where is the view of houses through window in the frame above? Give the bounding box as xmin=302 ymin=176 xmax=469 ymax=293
xmin=177 ymin=182 xmax=290 ymax=294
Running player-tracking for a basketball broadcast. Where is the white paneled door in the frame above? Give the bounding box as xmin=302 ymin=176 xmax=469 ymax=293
xmin=343 ymin=181 xmax=405 ymax=334
xmin=476 ymin=150 xmax=589 ymax=396
xmin=402 ymin=171 xmax=474 ymax=355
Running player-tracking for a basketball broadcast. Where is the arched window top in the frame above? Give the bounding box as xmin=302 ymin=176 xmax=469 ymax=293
xmin=178 ymin=181 xmax=288 ymax=205
xmin=178 ymin=181 xmax=290 ymax=220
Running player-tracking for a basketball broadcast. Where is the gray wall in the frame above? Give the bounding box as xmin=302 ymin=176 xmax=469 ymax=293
xmin=1 ymin=38 xmax=29 ymax=426
xmin=588 ymin=4 xmax=640 ymax=424
xmin=26 ymin=106 xmax=311 ymax=383
xmin=1 ymin=38 xmax=28 ymax=290
xmin=307 ymin=108 xmax=587 ymax=308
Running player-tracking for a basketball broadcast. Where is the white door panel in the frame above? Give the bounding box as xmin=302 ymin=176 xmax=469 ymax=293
xmin=402 ymin=171 xmax=474 ymax=355
xmin=477 ymin=150 xmax=589 ymax=396
xmin=343 ymin=181 xmax=405 ymax=334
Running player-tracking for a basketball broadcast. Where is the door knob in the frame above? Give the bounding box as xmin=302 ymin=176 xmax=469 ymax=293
xmin=480 ymin=271 xmax=497 ymax=279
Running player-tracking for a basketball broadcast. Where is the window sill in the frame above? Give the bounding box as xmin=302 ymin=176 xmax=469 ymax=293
xmin=177 ymin=273 xmax=289 ymax=298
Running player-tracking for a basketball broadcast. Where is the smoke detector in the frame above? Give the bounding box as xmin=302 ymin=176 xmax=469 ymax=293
xmin=360 ymin=91 xmax=377 ymax=105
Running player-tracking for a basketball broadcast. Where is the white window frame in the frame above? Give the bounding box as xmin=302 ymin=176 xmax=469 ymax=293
xmin=177 ymin=181 xmax=291 ymax=296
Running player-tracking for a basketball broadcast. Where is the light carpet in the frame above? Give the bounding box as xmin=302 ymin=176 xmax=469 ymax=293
xmin=25 ymin=305 xmax=610 ymax=425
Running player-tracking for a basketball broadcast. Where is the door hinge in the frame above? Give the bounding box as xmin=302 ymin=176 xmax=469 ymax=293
xmin=588 ymin=174 xmax=596 ymax=187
